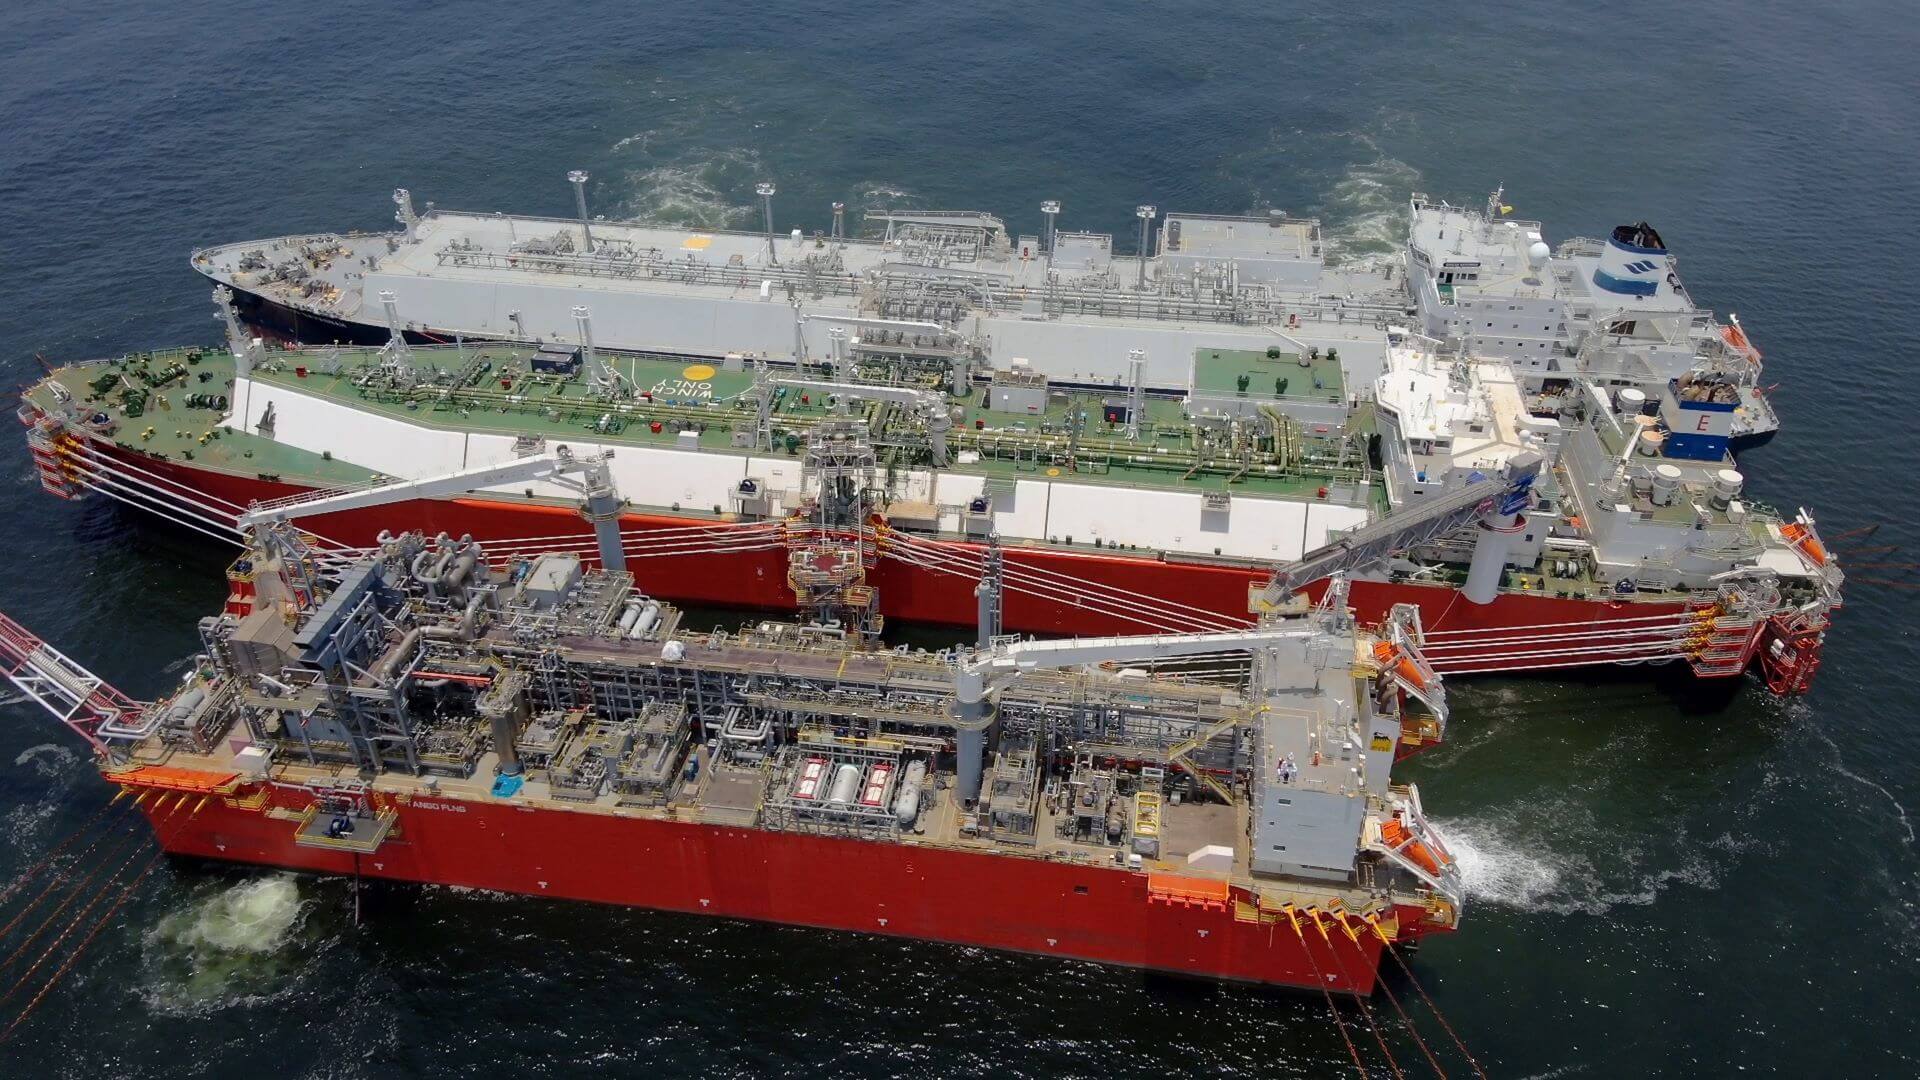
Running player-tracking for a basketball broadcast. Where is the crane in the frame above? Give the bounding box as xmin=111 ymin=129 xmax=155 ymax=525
xmin=236 ymin=445 xmax=628 ymax=573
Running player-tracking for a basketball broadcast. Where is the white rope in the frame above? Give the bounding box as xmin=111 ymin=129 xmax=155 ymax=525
xmin=62 ymin=467 xmax=247 ymax=548
xmin=1419 ymin=609 xmax=1709 ymax=637
xmin=880 ymin=532 xmax=1248 ymax=633
xmin=883 ymin=541 xmax=1236 ymax=633
xmin=884 ymin=531 xmax=1251 ymax=629
xmin=1416 ymin=621 xmax=1701 ymax=653
xmin=1427 ymin=640 xmax=1690 ymax=667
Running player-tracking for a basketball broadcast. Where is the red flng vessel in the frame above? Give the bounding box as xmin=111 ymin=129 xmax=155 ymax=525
xmin=2 ymin=494 xmax=1466 ymax=994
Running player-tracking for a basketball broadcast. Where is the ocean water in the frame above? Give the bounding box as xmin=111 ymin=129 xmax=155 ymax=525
xmin=1 ymin=1 xmax=1917 ymax=1075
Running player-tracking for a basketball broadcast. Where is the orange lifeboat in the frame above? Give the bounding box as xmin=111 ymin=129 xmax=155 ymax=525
xmin=1379 ymin=817 xmax=1448 ymax=877
xmin=1372 ymin=641 xmax=1432 ymax=691
xmin=1721 ymin=322 xmax=1762 ymax=363
xmin=1781 ymin=521 xmax=1829 ymax=566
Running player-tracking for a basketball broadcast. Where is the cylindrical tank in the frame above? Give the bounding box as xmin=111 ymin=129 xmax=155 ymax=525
xmin=167 ymin=687 xmax=207 ymax=723
xmin=1616 ymin=387 xmax=1648 ymax=415
xmin=1637 ymin=428 xmax=1664 ymax=457
xmin=894 ymin=761 xmax=928 ymax=827
xmin=1104 ymin=799 xmax=1127 ymax=844
xmin=1651 ymin=463 xmax=1683 ymax=506
xmin=1711 ymin=468 xmax=1744 ymax=509
xmin=617 ymin=600 xmax=642 ymax=633
xmin=628 ymin=601 xmax=661 ymax=639
xmin=827 ymin=763 xmax=862 ymax=808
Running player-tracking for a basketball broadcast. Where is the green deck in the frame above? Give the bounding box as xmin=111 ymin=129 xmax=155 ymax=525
xmin=29 ymin=349 xmax=378 ymax=485
xmin=30 ymin=344 xmax=1380 ymax=508
xmin=1190 ymin=347 xmax=1345 ymax=402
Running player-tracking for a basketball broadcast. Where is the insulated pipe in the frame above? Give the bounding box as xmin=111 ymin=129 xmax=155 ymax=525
xmin=583 ymin=485 xmax=627 ymax=575
xmin=374 ymin=629 xmax=423 ymax=682
xmin=1463 ymin=452 xmax=1544 ymax=605
xmin=456 ymin=592 xmax=486 ymax=641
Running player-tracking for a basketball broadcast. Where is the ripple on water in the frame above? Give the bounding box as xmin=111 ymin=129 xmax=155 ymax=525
xmin=1440 ymin=808 xmax=1735 ymax=917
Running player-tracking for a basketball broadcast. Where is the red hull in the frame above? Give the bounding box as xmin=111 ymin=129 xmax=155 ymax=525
xmin=62 ymin=438 xmax=1771 ymax=680
xmin=145 ymin=787 xmax=1421 ymax=994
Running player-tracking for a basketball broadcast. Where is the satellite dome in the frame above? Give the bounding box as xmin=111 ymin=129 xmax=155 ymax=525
xmin=1528 ymin=240 xmax=1552 ymax=265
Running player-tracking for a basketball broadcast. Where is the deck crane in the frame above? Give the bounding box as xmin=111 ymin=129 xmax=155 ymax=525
xmin=1260 ymin=449 xmax=1543 ymax=608
xmin=237 ymin=445 xmax=629 ymax=573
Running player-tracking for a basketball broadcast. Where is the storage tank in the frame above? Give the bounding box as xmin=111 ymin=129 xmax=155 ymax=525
xmin=1650 ymin=463 xmax=1683 ymax=506
xmin=627 ymin=601 xmax=661 ymax=639
xmin=1616 ymin=387 xmax=1649 ymax=415
xmin=894 ymin=761 xmax=928 ymax=827
xmin=827 ymin=763 xmax=862 ymax=807
xmin=1711 ymin=468 xmax=1745 ymax=509
xmin=1636 ymin=427 xmax=1664 ymax=458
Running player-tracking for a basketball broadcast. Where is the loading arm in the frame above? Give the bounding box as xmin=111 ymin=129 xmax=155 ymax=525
xmin=774 ymin=377 xmax=954 ymax=465
xmin=237 ymin=446 xmax=628 ymax=573
xmin=1260 ymin=450 xmax=1542 ymax=606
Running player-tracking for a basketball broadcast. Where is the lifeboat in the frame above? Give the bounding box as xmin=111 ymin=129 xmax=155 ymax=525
xmin=1372 ymin=641 xmax=1432 ymax=691
xmin=1720 ymin=321 xmax=1762 ymax=363
xmin=1780 ymin=521 xmax=1829 ymax=566
xmin=1379 ymin=816 xmax=1449 ymax=877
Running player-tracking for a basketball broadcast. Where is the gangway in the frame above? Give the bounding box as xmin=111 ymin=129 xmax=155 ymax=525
xmin=0 ymin=612 xmax=149 ymax=755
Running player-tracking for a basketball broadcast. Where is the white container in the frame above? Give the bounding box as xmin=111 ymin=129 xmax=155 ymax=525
xmin=1651 ymin=463 xmax=1683 ymax=506
xmin=827 ymin=763 xmax=862 ymax=808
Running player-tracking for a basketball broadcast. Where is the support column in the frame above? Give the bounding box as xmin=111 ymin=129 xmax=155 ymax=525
xmin=951 ymin=670 xmax=992 ymax=805
xmin=1462 ymin=451 xmax=1542 ymax=604
xmin=568 ymin=170 xmax=594 ymax=253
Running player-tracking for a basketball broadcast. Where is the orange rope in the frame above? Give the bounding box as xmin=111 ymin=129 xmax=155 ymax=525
xmin=0 ymin=798 xmax=123 ymax=907
xmin=1310 ymin=912 xmax=1404 ymax=1080
xmin=0 ymin=823 xmax=146 ymax=976
xmin=1346 ymin=920 xmax=1446 ymax=1078
xmin=0 ymin=799 xmax=200 ymax=1042
xmin=0 ymin=798 xmax=183 ymax=1002
xmin=1381 ymin=940 xmax=1487 ymax=1080
xmin=1291 ymin=909 xmax=1370 ymax=1079
xmin=0 ymin=851 xmax=163 ymax=1045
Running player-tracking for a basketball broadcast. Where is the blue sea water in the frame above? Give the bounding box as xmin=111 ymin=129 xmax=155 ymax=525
xmin=0 ymin=1 xmax=1917 ymax=1075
